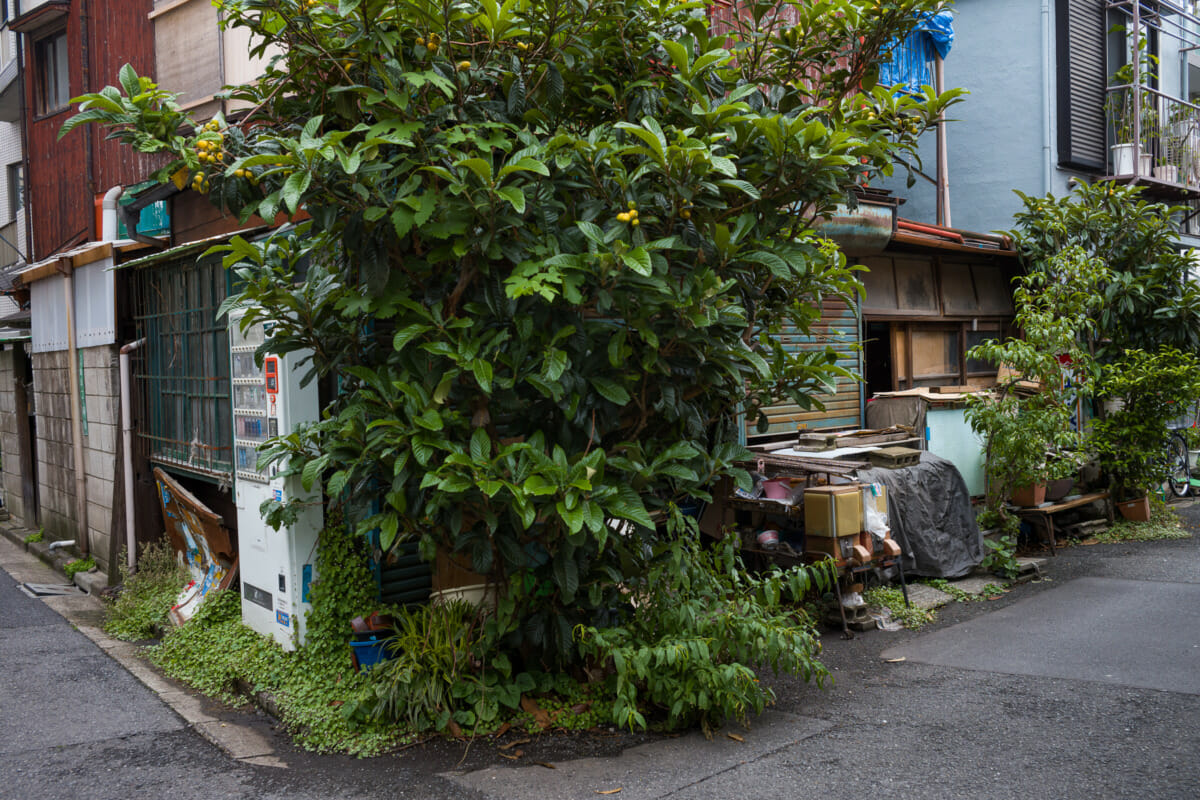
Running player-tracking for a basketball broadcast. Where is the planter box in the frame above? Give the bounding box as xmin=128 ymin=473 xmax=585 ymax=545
xmin=1011 ymin=483 xmax=1046 ymax=507
xmin=1116 ymin=496 xmax=1152 ymax=522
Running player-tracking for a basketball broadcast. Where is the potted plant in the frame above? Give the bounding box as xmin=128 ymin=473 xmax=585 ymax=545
xmin=1091 ymin=348 xmax=1200 ymax=518
xmin=1106 ymin=34 xmax=1158 ymax=176
xmin=1044 ymin=447 xmax=1083 ymax=502
xmin=968 ymin=393 xmax=1049 ymax=506
xmin=966 ymin=246 xmax=1105 ymax=512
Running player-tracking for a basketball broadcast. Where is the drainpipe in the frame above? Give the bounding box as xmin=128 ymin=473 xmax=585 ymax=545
xmin=1042 ymin=0 xmax=1054 ymax=193
xmin=101 ymin=186 xmax=122 ymax=243
xmin=935 ymin=54 xmax=951 ymax=227
xmin=60 ymin=258 xmax=89 ymax=558
xmin=119 ymin=338 xmax=145 ymax=574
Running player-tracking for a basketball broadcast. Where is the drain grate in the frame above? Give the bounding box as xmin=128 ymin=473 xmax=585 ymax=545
xmin=19 ymin=583 xmax=83 ymax=598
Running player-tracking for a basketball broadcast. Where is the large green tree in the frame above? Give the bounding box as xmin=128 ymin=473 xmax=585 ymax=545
xmin=68 ymin=0 xmax=956 ymax=668
xmin=1010 ymin=181 xmax=1200 ymax=361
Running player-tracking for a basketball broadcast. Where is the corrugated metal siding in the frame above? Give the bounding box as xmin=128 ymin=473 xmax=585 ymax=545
xmin=749 ymin=296 xmax=862 ymax=439
xmin=29 ymin=274 xmax=66 ymax=352
xmin=29 ymin=257 xmax=115 ymax=353
xmin=1056 ymin=0 xmax=1107 ymax=171
xmin=73 ymin=257 xmax=115 ymax=347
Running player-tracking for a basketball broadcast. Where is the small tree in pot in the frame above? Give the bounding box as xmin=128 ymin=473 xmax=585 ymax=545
xmin=966 ymin=245 xmax=1106 ymax=510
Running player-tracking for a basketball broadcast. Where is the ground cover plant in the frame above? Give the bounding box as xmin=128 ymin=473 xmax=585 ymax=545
xmin=64 ymin=556 xmax=96 ymax=580
xmin=1087 ymin=501 xmax=1192 ymax=544
xmin=72 ymin=0 xmax=960 ymax=740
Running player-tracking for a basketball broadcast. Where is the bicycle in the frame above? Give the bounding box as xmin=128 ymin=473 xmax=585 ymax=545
xmin=1165 ymin=428 xmax=1191 ymax=499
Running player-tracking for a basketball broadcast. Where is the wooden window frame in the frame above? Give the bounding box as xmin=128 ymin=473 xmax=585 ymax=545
xmin=33 ymin=29 xmax=69 ymax=117
xmin=889 ymin=320 xmax=1007 ymax=391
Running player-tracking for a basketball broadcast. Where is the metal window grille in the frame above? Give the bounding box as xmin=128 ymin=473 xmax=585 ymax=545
xmin=131 ymin=253 xmax=233 ymax=483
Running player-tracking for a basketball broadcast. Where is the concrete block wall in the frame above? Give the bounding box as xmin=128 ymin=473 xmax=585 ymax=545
xmin=30 ymin=344 xmax=122 ymax=578
xmin=0 ymin=348 xmax=24 ymax=524
xmin=82 ymin=345 xmax=121 ymax=576
xmin=31 ymin=349 xmax=73 ymax=543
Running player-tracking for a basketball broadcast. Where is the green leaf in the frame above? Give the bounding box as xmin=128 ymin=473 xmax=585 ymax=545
xmin=414 ymin=409 xmax=444 ymax=431
xmin=281 ymin=170 xmax=312 ymax=214
xmin=456 ymin=157 xmax=494 ymax=184
xmin=470 ymin=427 xmax=491 ymax=462
xmin=590 ymin=377 xmax=630 ymax=405
xmin=543 ymin=348 xmax=569 ymax=382
xmin=496 ymin=185 xmax=526 ymax=214
xmin=620 ymin=246 xmax=652 ymax=276
xmin=576 ymin=220 xmax=606 ymax=246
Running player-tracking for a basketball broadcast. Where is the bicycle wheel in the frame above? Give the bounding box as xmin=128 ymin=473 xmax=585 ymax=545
xmin=1167 ymin=433 xmax=1191 ymax=498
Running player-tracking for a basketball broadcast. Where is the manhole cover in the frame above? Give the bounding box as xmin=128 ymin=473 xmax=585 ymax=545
xmin=19 ymin=583 xmax=82 ymax=598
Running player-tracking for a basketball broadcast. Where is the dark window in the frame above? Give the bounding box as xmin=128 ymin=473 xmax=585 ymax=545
xmin=888 ymin=322 xmax=1005 ymax=392
xmin=7 ymin=162 xmax=21 ymax=221
xmin=1056 ymin=0 xmax=1108 ymax=171
xmin=34 ymin=31 xmax=69 ymax=115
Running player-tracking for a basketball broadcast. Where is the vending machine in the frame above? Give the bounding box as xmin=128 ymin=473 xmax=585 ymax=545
xmin=229 ymin=310 xmax=322 ymax=650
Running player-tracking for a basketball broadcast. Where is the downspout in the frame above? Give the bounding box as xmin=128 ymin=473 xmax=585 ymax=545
xmin=119 ymin=338 xmax=145 ymax=574
xmin=935 ymin=54 xmax=951 ymax=227
xmin=101 ymin=186 xmax=122 ymax=242
xmin=61 ymin=258 xmax=89 ymax=557
xmin=1042 ymin=0 xmax=1054 ymax=192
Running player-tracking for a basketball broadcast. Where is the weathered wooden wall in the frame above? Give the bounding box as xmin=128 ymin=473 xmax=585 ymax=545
xmin=25 ymin=0 xmax=159 ymax=261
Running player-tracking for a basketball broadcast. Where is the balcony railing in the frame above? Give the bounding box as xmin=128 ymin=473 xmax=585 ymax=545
xmin=1106 ymin=83 xmax=1200 ymax=189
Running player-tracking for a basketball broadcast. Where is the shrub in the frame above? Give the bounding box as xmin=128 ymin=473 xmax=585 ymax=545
xmin=576 ymin=534 xmax=835 ymax=734
xmin=103 ymin=541 xmax=190 ymax=641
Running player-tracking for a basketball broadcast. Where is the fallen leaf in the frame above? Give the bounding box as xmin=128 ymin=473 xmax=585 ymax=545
xmin=571 ymin=702 xmax=593 ymax=714
xmin=498 ymin=738 xmax=531 ymax=751
xmin=534 ymin=761 xmax=556 ymax=769
xmin=494 ymin=722 xmax=512 ymax=738
xmin=726 ymin=733 xmax=744 ymax=742
xmin=1080 ymin=537 xmax=1100 ymax=546
xmin=500 ymin=753 xmax=520 ymax=761
xmin=595 ymin=789 xmax=622 ymax=795
xmin=885 ymin=657 xmax=906 ymax=663
xmin=447 ymin=720 xmax=464 ymax=738
xmin=521 ymin=696 xmax=552 ymax=730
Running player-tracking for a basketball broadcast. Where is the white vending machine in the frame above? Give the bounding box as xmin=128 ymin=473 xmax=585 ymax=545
xmin=229 ymin=311 xmax=322 ymax=650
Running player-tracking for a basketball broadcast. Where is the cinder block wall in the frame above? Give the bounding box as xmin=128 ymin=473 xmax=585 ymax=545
xmin=0 ymin=348 xmax=24 ymax=524
xmin=82 ymin=345 xmax=121 ymax=576
xmin=31 ymin=345 xmax=122 ymax=578
xmin=31 ymin=349 xmax=73 ymax=543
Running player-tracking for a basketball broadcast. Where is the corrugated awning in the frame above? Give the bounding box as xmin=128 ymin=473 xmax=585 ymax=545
xmin=115 ymin=227 xmax=270 ymax=271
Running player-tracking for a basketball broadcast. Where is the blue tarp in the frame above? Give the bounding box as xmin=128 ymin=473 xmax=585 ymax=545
xmin=878 ymin=11 xmax=955 ymax=94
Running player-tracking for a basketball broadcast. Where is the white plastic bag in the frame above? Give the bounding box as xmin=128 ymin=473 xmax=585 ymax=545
xmin=862 ymin=482 xmax=889 ymax=539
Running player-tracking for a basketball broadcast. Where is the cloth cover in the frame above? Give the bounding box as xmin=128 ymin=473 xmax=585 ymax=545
xmin=856 ymin=451 xmax=982 ymax=578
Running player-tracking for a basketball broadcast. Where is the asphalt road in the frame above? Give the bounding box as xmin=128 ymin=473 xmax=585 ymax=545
xmin=2 ymin=503 xmax=1199 ymax=800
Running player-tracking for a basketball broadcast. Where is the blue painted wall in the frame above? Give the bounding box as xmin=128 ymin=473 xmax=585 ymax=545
xmin=882 ymin=0 xmax=1080 ymax=235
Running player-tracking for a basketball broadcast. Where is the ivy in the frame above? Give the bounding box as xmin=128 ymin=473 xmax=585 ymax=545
xmin=146 ymin=519 xmax=404 ymax=756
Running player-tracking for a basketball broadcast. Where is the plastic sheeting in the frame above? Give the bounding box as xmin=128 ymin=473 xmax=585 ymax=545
xmin=878 ymin=11 xmax=955 ymax=94
xmin=856 ymin=451 xmax=982 ymax=578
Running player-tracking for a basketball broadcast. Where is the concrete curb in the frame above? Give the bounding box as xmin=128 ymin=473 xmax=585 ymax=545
xmin=0 ymin=528 xmax=285 ymax=768
xmin=0 ymin=519 xmax=109 ymax=594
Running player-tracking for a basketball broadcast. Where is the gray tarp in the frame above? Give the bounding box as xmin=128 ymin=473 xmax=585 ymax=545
xmin=856 ymin=452 xmax=982 ymax=578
